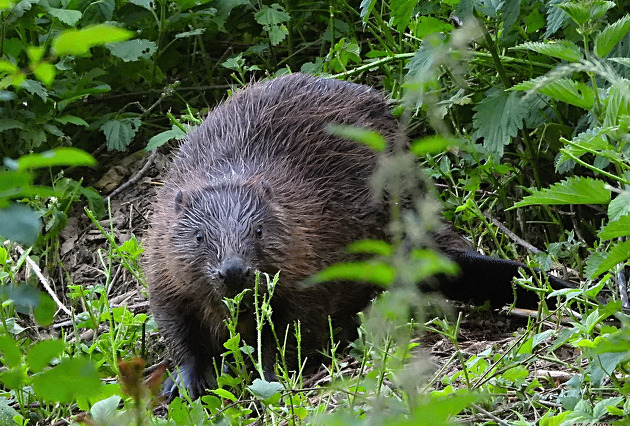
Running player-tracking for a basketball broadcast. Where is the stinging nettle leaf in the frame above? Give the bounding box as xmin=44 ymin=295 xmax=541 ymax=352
xmin=514 ymin=77 xmax=595 ymax=110
xmin=513 ymin=176 xmax=610 ymax=208
xmin=516 ymin=41 xmax=582 ymax=62
xmin=599 ymin=213 xmax=630 ymax=240
xmin=107 ymin=39 xmax=157 ymax=62
xmin=595 ymin=14 xmax=630 ymax=58
xmin=585 ymin=240 xmax=630 ymax=278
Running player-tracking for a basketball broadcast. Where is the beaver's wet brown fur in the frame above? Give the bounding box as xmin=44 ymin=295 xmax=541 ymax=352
xmin=145 ymin=73 xmax=571 ymax=398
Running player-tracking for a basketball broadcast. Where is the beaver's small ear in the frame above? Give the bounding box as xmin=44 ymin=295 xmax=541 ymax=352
xmin=261 ymin=181 xmax=274 ymax=199
xmin=174 ymin=190 xmax=185 ymax=213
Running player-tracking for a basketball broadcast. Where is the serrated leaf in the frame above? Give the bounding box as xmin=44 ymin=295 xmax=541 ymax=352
xmin=0 ymin=203 xmax=41 ymax=245
xmin=52 ymin=25 xmax=134 ymax=56
xmin=359 ymin=0 xmax=376 ymax=22
xmin=514 ymin=77 xmax=594 ymax=110
xmin=107 ymin=39 xmax=157 ymax=62
xmin=557 ymin=1 xmax=614 ymax=26
xmin=129 ymin=0 xmax=155 ymax=10
xmin=595 ymin=14 xmax=630 ymax=58
xmin=585 ymin=240 xmax=630 ymax=278
xmin=82 ymin=0 xmax=114 ymax=23
xmin=17 ymin=147 xmax=97 ymax=170
xmin=48 ymin=7 xmax=82 ymax=26
xmin=311 ymin=261 xmax=395 ymax=286
xmin=514 ymin=177 xmax=610 ymax=208
xmin=32 ymin=358 xmax=102 ymax=403
xmin=609 ymin=57 xmax=630 ymax=68
xmin=146 ymin=126 xmax=186 ymax=150
xmin=499 ymin=0 xmax=520 ymax=30
xmin=413 ymin=16 xmax=453 ymax=39
xmin=472 ymin=89 xmax=528 ymax=157
xmin=599 ymin=214 xmax=630 ymax=240
xmin=100 ymin=118 xmax=141 ymax=151
xmin=608 ymin=191 xmax=630 ymax=221
xmin=267 ymin=25 xmax=288 ymax=45
xmin=248 ymin=379 xmax=284 ymax=400
xmin=517 ymin=41 xmax=582 ymax=62
xmin=26 ymin=339 xmax=65 ymax=373
xmin=254 ymin=3 xmax=289 ymax=25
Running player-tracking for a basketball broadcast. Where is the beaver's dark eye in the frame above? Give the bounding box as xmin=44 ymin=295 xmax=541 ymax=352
xmin=195 ymin=231 xmax=204 ymax=243
xmin=255 ymin=227 xmax=263 ymax=239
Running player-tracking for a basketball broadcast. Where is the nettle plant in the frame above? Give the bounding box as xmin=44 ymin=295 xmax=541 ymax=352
xmin=510 ymin=2 xmax=630 ymax=296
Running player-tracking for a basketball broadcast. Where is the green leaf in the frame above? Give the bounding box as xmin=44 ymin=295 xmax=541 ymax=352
xmin=472 ymin=89 xmax=529 ymax=157
xmin=390 ymin=0 xmax=417 ymax=31
xmin=107 ymin=39 xmax=157 ymax=62
xmin=248 ymin=379 xmax=284 ymax=401
xmin=254 ymin=3 xmax=289 ymax=25
xmin=26 ymin=46 xmax=44 ymax=63
xmin=0 ymin=118 xmax=23 ymax=131
xmin=514 ymin=177 xmax=610 ymax=208
xmin=52 ymin=25 xmax=134 ymax=56
xmin=129 ymin=0 xmax=155 ymax=11
xmin=100 ymin=117 xmax=141 ymax=151
xmin=56 ymin=115 xmax=89 ymax=126
xmin=359 ymin=0 xmax=376 ymax=22
xmin=33 ymin=294 xmax=56 ymax=326
xmin=32 ymin=358 xmax=102 ymax=403
xmin=586 ymin=240 xmax=630 ymax=278
xmin=0 ymin=335 xmax=22 ymax=368
xmin=608 ymin=191 xmax=630 ymax=221
xmin=514 ymin=77 xmax=595 ymax=110
xmin=517 ymin=41 xmax=582 ymax=62
xmin=410 ymin=135 xmax=463 ymax=155
xmin=17 ymin=147 xmax=97 ymax=170
xmin=556 ymin=1 xmax=614 ymax=26
xmin=26 ymin=340 xmax=65 ymax=373
xmin=327 ymin=124 xmax=386 ymax=151
xmin=346 ymin=240 xmax=392 ymax=256
xmin=211 ymin=388 xmax=237 ymax=402
xmin=600 ymin=215 xmax=630 ymax=240
xmin=0 ymin=203 xmax=41 ymax=245
xmin=47 ymin=8 xmax=82 ymax=26
xmin=0 ymin=399 xmax=20 ymax=425
xmin=595 ymin=14 xmax=630 ymax=58
xmin=311 ymin=261 xmax=395 ymax=286
xmin=82 ymin=0 xmax=115 ymax=23
xmin=91 ymin=395 xmax=121 ymax=423
xmin=413 ymin=16 xmax=453 ymax=39
xmin=31 ymin=62 xmax=55 ymax=86
xmin=0 ymin=59 xmax=18 ymax=74
xmin=146 ymin=126 xmax=187 ymax=150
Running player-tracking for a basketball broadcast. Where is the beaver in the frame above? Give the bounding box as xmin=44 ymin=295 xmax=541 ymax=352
xmin=145 ymin=73 xmax=571 ymax=398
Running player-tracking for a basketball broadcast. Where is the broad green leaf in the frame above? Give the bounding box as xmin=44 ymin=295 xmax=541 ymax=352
xmin=254 ymin=3 xmax=289 ymax=25
xmin=146 ymin=126 xmax=186 ymax=150
xmin=82 ymin=0 xmax=114 ymax=23
xmin=20 ymin=79 xmax=47 ymax=100
xmin=31 ymin=62 xmax=55 ymax=86
xmin=47 ymin=7 xmax=82 ymax=26
xmin=56 ymin=115 xmax=89 ymax=126
xmin=0 ymin=118 xmax=23 ymax=131
xmin=472 ymin=89 xmax=528 ymax=157
xmin=585 ymin=240 xmax=630 ymax=278
xmin=33 ymin=294 xmax=55 ymax=326
xmin=32 ymin=358 xmax=102 ymax=403
xmin=514 ymin=177 xmax=610 ymax=208
xmin=359 ymin=0 xmax=376 ymax=22
xmin=0 ymin=0 xmax=10 ymax=9
xmin=175 ymin=28 xmax=206 ymax=39
xmin=600 ymin=214 xmax=630 ymax=240
xmin=26 ymin=340 xmax=65 ymax=373
xmin=17 ymin=147 xmax=97 ymax=170
xmin=0 ymin=335 xmax=21 ymax=368
xmin=26 ymin=46 xmax=44 ymax=63
xmin=52 ymin=25 xmax=134 ymax=56
xmin=173 ymin=0 xmax=212 ymax=10
xmin=327 ymin=124 xmax=386 ymax=151
xmin=413 ymin=16 xmax=453 ymax=39
xmin=608 ymin=191 xmax=630 ymax=221
xmin=0 ymin=399 xmax=20 ymax=425
xmin=129 ymin=0 xmax=154 ymax=11
xmin=595 ymin=14 xmax=630 ymax=58
xmin=390 ymin=0 xmax=416 ymax=31
xmin=100 ymin=117 xmax=141 ymax=151
xmin=248 ymin=379 xmax=284 ymax=401
xmin=557 ymin=1 xmax=614 ymax=26
xmin=91 ymin=395 xmax=121 ymax=423
xmin=107 ymin=39 xmax=157 ymax=62
xmin=514 ymin=77 xmax=595 ymax=110
xmin=604 ymin=79 xmax=630 ymax=128
xmin=267 ymin=25 xmax=288 ymax=45
xmin=0 ymin=203 xmax=41 ymax=245
xmin=609 ymin=57 xmax=630 ymax=68
xmin=211 ymin=388 xmax=237 ymax=402
xmin=517 ymin=41 xmax=582 ymax=62
xmin=0 ymin=59 xmax=18 ymax=73
xmin=500 ymin=0 xmax=520 ymax=31
xmin=311 ymin=261 xmax=395 ymax=286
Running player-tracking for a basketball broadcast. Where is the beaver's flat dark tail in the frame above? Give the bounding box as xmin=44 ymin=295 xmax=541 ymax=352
xmin=439 ymin=249 xmax=574 ymax=309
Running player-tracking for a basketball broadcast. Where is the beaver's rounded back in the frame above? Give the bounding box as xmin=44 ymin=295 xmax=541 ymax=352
xmin=145 ymin=73 xmax=397 ymax=398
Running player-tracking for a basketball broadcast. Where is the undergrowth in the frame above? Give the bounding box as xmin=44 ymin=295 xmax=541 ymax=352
xmin=1 ymin=0 xmax=630 ymax=424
